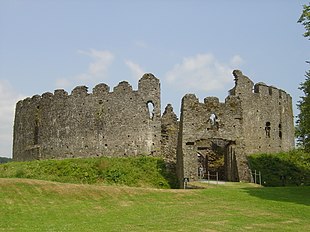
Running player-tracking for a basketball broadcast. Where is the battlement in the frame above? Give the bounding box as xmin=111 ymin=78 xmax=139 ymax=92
xmin=113 ymin=81 xmax=133 ymax=92
xmin=13 ymin=73 xmax=162 ymax=161
xmin=182 ymin=92 xmax=240 ymax=111
xmin=138 ymin=73 xmax=160 ymax=93
xmin=54 ymin=89 xmax=68 ymax=98
xmin=228 ymin=70 xmax=291 ymax=103
xmin=93 ymin=83 xmax=110 ymax=96
xmin=17 ymin=74 xmax=161 ymax=108
xmin=253 ymin=82 xmax=291 ymax=100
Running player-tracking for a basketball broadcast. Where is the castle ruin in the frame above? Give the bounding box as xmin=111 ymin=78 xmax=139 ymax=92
xmin=13 ymin=70 xmax=295 ymax=185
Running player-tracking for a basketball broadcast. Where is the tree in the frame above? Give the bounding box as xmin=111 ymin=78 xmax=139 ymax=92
xmin=298 ymin=3 xmax=310 ymax=39
xmin=296 ymin=71 xmax=310 ymax=150
xmin=296 ymin=3 xmax=310 ymax=150
xmin=0 ymin=157 xmax=12 ymax=164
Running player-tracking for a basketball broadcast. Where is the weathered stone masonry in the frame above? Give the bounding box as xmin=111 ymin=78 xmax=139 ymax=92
xmin=13 ymin=70 xmax=294 ymax=185
xmin=13 ymin=74 xmax=161 ymax=161
xmin=176 ymin=70 xmax=294 ymax=184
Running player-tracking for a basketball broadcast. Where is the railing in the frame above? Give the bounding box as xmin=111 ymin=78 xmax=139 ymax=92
xmin=207 ymin=171 xmax=219 ymax=185
xmin=250 ymin=169 xmax=262 ymax=185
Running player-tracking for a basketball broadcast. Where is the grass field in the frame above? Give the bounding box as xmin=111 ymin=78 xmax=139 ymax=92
xmin=0 ymin=178 xmax=309 ymax=231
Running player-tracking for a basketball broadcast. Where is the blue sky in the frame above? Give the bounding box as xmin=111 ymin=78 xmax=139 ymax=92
xmin=0 ymin=0 xmax=309 ymax=158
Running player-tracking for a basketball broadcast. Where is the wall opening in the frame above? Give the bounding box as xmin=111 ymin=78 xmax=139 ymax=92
xmin=34 ymin=119 xmax=39 ymax=145
xmin=265 ymin=122 xmax=271 ymax=138
xmin=268 ymin=87 xmax=273 ymax=95
xmin=196 ymin=140 xmax=239 ymax=181
xmin=279 ymin=123 xmax=282 ymax=139
xmin=209 ymin=113 xmax=219 ymax=130
xmin=147 ymin=101 xmax=154 ymax=120
xmin=197 ymin=153 xmax=207 ymax=179
xmin=196 ymin=141 xmax=236 ymax=181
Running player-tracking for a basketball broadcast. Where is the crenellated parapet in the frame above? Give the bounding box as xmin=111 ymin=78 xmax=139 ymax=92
xmin=13 ymin=74 xmax=162 ymax=161
xmin=229 ymin=70 xmax=292 ymax=104
xmin=254 ymin=82 xmax=292 ymax=102
xmin=16 ymin=73 xmax=161 ymax=109
xmin=93 ymin=83 xmax=110 ymax=96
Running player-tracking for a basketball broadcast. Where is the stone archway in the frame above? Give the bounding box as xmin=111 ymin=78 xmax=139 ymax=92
xmin=196 ymin=139 xmax=239 ymax=181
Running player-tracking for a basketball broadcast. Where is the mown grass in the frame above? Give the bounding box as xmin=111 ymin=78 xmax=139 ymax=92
xmin=0 ymin=178 xmax=309 ymax=231
xmin=0 ymin=156 xmax=177 ymax=188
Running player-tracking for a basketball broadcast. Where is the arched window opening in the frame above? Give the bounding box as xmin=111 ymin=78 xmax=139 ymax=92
xmin=209 ymin=113 xmax=219 ymax=129
xmin=147 ymin=101 xmax=154 ymax=120
xmin=265 ymin=122 xmax=271 ymax=138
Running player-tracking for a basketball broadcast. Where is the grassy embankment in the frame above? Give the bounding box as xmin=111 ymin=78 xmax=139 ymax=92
xmin=0 ymin=178 xmax=309 ymax=231
xmin=0 ymin=156 xmax=177 ymax=188
xmin=0 ymin=155 xmax=309 ymax=231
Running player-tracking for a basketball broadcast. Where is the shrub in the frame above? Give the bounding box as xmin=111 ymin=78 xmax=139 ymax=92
xmin=248 ymin=150 xmax=310 ymax=187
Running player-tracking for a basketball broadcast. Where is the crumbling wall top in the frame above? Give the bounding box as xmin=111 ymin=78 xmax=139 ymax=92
xmin=93 ymin=83 xmax=110 ymax=96
xmin=138 ymin=73 xmax=160 ymax=91
xmin=54 ymin=89 xmax=68 ymax=98
xmin=71 ymin=86 xmax=88 ymax=97
xmin=113 ymin=81 xmax=133 ymax=92
xmin=204 ymin=97 xmax=220 ymax=107
xmin=229 ymin=70 xmax=254 ymax=96
xmin=162 ymin=104 xmax=178 ymax=121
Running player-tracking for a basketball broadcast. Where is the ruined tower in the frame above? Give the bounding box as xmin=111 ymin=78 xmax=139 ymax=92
xmin=176 ymin=70 xmax=295 ymax=185
xmin=13 ymin=74 xmax=162 ymax=161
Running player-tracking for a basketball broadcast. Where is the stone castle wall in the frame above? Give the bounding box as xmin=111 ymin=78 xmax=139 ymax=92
xmin=176 ymin=70 xmax=294 ymax=184
xmin=230 ymin=71 xmax=294 ymax=154
xmin=13 ymin=70 xmax=295 ymax=186
xmin=13 ymin=74 xmax=162 ymax=161
xmin=176 ymin=93 xmax=243 ymax=182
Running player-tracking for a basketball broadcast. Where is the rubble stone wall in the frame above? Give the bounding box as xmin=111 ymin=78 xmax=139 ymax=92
xmin=13 ymin=70 xmax=295 ymax=187
xmin=13 ymin=74 xmax=162 ymax=161
xmin=176 ymin=70 xmax=294 ymax=184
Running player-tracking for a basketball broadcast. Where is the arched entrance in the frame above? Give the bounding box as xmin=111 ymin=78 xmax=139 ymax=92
xmin=196 ymin=139 xmax=239 ymax=181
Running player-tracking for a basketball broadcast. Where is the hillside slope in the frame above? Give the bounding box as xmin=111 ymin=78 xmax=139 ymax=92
xmin=0 ymin=156 xmax=177 ymax=188
xmin=0 ymin=178 xmax=309 ymax=231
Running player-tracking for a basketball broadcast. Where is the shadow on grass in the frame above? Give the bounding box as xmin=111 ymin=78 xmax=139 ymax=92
xmin=243 ymin=186 xmax=310 ymax=206
xmin=157 ymin=160 xmax=179 ymax=189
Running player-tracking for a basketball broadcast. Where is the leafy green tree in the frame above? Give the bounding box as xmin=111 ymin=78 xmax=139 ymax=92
xmin=296 ymin=3 xmax=310 ymax=150
xmin=298 ymin=3 xmax=310 ymax=39
xmin=296 ymin=71 xmax=310 ymax=150
xmin=0 ymin=157 xmax=12 ymax=164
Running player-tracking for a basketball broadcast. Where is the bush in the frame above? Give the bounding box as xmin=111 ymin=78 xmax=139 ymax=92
xmin=248 ymin=150 xmax=310 ymax=187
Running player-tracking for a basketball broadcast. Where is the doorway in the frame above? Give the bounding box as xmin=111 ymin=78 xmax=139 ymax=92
xmin=196 ymin=139 xmax=238 ymax=181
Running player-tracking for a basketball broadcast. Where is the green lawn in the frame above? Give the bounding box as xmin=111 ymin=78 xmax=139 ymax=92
xmin=0 ymin=178 xmax=309 ymax=231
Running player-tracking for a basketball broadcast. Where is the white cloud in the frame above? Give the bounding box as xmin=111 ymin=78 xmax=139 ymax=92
xmin=78 ymin=49 xmax=114 ymax=76
xmin=125 ymin=60 xmax=145 ymax=80
xmin=55 ymin=49 xmax=114 ymax=89
xmin=230 ymin=55 xmax=244 ymax=67
xmin=165 ymin=53 xmax=244 ymax=92
xmin=0 ymin=80 xmax=24 ymax=158
xmin=134 ymin=40 xmax=148 ymax=49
